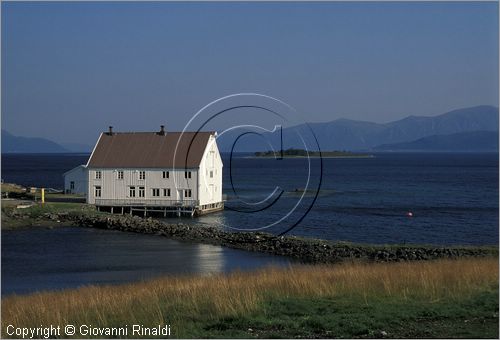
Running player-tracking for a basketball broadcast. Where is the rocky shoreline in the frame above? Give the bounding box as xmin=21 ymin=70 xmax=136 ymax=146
xmin=40 ymin=211 xmax=498 ymax=264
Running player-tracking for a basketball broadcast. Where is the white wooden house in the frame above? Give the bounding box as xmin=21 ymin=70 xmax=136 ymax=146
xmin=63 ymin=165 xmax=88 ymax=195
xmin=85 ymin=126 xmax=223 ymax=216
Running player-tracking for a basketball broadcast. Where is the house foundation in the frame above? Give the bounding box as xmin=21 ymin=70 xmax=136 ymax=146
xmin=96 ymin=201 xmax=224 ymax=217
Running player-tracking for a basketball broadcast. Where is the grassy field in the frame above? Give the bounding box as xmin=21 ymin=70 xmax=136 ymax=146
xmin=1 ymin=183 xmax=26 ymax=194
xmin=253 ymin=149 xmax=372 ymax=158
xmin=1 ymin=181 xmax=90 ymax=228
xmin=1 ymin=200 xmax=97 ymax=229
xmin=2 ymin=258 xmax=498 ymax=338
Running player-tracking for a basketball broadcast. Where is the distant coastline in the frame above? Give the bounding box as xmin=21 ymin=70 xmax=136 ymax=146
xmin=251 ymin=148 xmax=374 ymax=159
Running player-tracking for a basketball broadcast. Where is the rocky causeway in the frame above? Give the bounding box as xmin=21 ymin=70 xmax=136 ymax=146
xmin=34 ymin=211 xmax=498 ymax=264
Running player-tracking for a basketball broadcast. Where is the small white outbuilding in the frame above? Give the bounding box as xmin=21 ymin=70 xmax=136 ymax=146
xmin=63 ymin=165 xmax=88 ymax=195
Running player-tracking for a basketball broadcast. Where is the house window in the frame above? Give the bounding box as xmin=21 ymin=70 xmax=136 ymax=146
xmin=210 ymin=170 xmax=213 ymax=178
xmin=139 ymin=171 xmax=146 ymax=180
xmin=162 ymin=171 xmax=169 ymax=179
xmin=138 ymin=186 xmax=145 ymax=197
xmin=95 ymin=186 xmax=101 ymax=197
xmin=184 ymin=189 xmax=192 ymax=198
xmin=117 ymin=171 xmax=124 ymax=180
xmin=129 ymin=186 xmax=136 ymax=197
xmin=70 ymin=181 xmax=75 ymax=190
xmin=163 ymin=188 xmax=171 ymax=197
xmin=95 ymin=171 xmax=101 ymax=179
xmin=184 ymin=171 xmax=191 ymax=179
xmin=152 ymin=188 xmax=160 ymax=197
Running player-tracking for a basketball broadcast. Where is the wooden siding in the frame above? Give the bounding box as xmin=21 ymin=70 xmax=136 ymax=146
xmin=198 ymin=134 xmax=223 ymax=206
xmin=87 ymin=169 xmax=199 ymax=205
xmin=63 ymin=166 xmax=88 ymax=195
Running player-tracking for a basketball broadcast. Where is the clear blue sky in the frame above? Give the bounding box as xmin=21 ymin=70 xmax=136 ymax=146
xmin=2 ymin=1 xmax=498 ymax=146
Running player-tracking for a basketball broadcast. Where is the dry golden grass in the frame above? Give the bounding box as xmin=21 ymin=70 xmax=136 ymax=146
xmin=2 ymin=257 xmax=498 ymax=337
xmin=1 ymin=183 xmax=26 ymax=194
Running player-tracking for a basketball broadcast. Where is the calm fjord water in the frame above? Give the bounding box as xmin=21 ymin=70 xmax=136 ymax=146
xmin=1 ymin=227 xmax=293 ymax=295
xmin=1 ymin=152 xmax=498 ymax=295
xmin=2 ymin=152 xmax=498 ymax=246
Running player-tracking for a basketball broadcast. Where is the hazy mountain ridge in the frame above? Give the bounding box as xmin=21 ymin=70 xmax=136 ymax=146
xmin=1 ymin=130 xmax=69 ymax=153
xmin=383 ymin=105 xmax=499 ymax=144
xmin=375 ymin=131 xmax=499 ymax=152
xmin=217 ymin=105 xmax=499 ymax=152
xmin=2 ymin=105 xmax=498 ymax=153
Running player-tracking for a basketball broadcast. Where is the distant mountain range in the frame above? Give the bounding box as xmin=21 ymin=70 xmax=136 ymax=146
xmin=217 ymin=105 xmax=499 ymax=152
xmin=2 ymin=105 xmax=498 ymax=153
xmin=1 ymin=130 xmax=93 ymax=153
xmin=375 ymin=131 xmax=499 ymax=152
xmin=1 ymin=130 xmax=70 ymax=153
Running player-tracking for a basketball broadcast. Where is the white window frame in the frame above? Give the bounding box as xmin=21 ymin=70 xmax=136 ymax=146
xmin=139 ymin=171 xmax=146 ymax=180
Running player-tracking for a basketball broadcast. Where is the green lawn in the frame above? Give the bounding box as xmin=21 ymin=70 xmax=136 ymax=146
xmin=194 ymin=290 xmax=498 ymax=338
xmin=1 ymin=201 xmax=99 ymax=229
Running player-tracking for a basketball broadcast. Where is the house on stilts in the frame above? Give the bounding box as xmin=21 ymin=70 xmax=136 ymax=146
xmin=77 ymin=125 xmax=223 ymax=216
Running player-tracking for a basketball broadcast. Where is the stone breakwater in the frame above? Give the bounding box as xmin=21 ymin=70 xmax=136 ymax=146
xmin=44 ymin=212 xmax=497 ymax=263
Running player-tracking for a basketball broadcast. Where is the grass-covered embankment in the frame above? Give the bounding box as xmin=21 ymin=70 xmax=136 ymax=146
xmin=253 ymin=148 xmax=373 ymax=158
xmin=2 ymin=258 xmax=498 ymax=338
xmin=1 ymin=200 xmax=99 ymax=229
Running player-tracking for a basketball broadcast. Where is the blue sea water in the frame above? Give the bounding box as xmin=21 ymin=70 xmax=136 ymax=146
xmin=1 ymin=152 xmax=498 ymax=246
xmin=1 ymin=227 xmax=293 ymax=295
xmin=1 ymin=152 xmax=498 ymax=295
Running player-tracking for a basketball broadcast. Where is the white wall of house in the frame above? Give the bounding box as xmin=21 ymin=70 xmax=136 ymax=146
xmin=198 ymin=134 xmax=223 ymax=206
xmin=63 ymin=165 xmax=88 ymax=195
xmin=87 ymin=168 xmax=199 ymax=205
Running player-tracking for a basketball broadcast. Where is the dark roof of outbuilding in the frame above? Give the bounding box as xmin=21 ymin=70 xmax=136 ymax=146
xmin=86 ymin=131 xmax=214 ymax=168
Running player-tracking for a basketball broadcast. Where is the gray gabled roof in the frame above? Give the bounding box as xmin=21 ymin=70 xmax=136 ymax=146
xmin=86 ymin=131 xmax=214 ymax=169
xmin=63 ymin=164 xmax=87 ymax=176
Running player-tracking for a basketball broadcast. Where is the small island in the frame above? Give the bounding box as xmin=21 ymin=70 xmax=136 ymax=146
xmin=254 ymin=148 xmax=373 ymax=158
